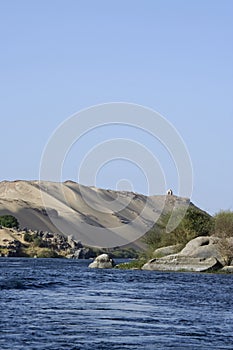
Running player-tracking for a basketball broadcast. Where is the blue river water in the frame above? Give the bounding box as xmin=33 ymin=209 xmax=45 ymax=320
xmin=0 ymin=258 xmax=232 ymax=350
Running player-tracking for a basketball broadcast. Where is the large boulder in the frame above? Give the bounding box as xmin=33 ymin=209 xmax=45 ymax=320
xmin=88 ymin=254 xmax=115 ymax=269
xmin=179 ymin=236 xmax=221 ymax=260
xmin=221 ymin=266 xmax=233 ymax=273
xmin=153 ymin=244 xmax=182 ymax=257
xmin=142 ymin=255 xmax=222 ymax=272
xmin=142 ymin=236 xmax=224 ymax=272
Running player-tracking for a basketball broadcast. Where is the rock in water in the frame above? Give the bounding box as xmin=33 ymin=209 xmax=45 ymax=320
xmin=88 ymin=254 xmax=115 ymax=269
xmin=221 ymin=266 xmax=233 ymax=273
xmin=179 ymin=236 xmax=220 ymax=259
xmin=142 ymin=256 xmax=223 ymax=272
xmin=142 ymin=236 xmax=227 ymax=272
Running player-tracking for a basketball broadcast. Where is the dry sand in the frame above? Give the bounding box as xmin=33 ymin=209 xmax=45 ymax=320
xmin=0 ymin=180 xmax=190 ymax=248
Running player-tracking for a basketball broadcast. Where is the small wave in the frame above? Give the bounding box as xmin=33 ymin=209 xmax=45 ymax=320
xmin=0 ymin=280 xmax=26 ymax=290
xmin=0 ymin=279 xmax=64 ymax=290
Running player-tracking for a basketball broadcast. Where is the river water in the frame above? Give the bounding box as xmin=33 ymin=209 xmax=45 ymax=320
xmin=0 ymin=258 xmax=232 ymax=350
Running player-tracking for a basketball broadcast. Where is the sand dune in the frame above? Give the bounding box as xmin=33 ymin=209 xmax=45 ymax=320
xmin=0 ymin=180 xmax=190 ymax=248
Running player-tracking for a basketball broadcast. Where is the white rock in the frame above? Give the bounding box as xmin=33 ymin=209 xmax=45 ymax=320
xmin=88 ymin=253 xmax=115 ymax=269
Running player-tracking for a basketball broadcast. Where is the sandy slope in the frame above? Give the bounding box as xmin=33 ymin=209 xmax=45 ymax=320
xmin=0 ymin=227 xmax=24 ymax=246
xmin=0 ymin=180 xmax=190 ymax=248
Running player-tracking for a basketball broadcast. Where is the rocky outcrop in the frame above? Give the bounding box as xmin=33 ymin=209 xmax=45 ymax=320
xmin=153 ymin=244 xmax=182 ymax=257
xmin=0 ymin=227 xmax=95 ymax=258
xmin=66 ymin=247 xmax=95 ymax=259
xmin=221 ymin=266 xmax=233 ymax=273
xmin=179 ymin=236 xmax=221 ymax=259
xmin=142 ymin=255 xmax=222 ymax=272
xmin=142 ymin=236 xmax=225 ymax=272
xmin=1 ymin=239 xmax=22 ymax=257
xmin=89 ymin=254 xmax=115 ymax=269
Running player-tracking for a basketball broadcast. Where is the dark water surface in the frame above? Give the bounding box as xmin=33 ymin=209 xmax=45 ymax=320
xmin=0 ymin=258 xmax=232 ymax=350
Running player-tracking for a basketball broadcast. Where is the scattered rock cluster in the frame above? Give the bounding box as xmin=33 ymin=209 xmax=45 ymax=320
xmin=0 ymin=238 xmax=21 ymax=257
xmin=0 ymin=228 xmax=95 ymax=258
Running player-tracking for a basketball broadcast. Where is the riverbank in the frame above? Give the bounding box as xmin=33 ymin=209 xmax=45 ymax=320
xmin=0 ymin=227 xmax=139 ymax=259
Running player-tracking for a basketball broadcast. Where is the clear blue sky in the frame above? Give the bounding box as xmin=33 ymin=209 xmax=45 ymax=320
xmin=0 ymin=0 xmax=232 ymax=215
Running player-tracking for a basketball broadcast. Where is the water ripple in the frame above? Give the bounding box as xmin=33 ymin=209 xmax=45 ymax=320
xmin=0 ymin=258 xmax=233 ymax=350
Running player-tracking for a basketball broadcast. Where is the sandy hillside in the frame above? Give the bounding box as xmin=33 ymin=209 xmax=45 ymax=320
xmin=0 ymin=180 xmax=191 ymax=248
xmin=0 ymin=227 xmax=25 ymax=246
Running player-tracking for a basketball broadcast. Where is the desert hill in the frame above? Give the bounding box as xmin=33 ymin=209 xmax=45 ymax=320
xmin=0 ymin=180 xmax=192 ymax=248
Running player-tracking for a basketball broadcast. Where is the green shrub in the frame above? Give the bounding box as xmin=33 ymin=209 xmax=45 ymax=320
xmin=213 ymin=210 xmax=233 ymax=265
xmin=116 ymin=259 xmax=146 ymax=270
xmin=24 ymin=232 xmax=34 ymax=242
xmin=33 ymin=237 xmax=43 ymax=247
xmin=109 ymin=248 xmax=139 ymax=259
xmin=0 ymin=215 xmax=19 ymax=229
xmin=144 ymin=206 xmax=213 ymax=250
xmin=213 ymin=210 xmax=233 ymax=238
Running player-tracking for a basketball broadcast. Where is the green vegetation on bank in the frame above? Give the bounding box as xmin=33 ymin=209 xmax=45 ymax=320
xmin=0 ymin=215 xmax=19 ymax=229
xmin=101 ymin=247 xmax=140 ymax=259
xmin=117 ymin=208 xmax=233 ymax=270
xmin=214 ymin=210 xmax=233 ymax=238
xmin=1 ymin=209 xmax=233 ymax=266
xmin=115 ymin=259 xmax=147 ymax=270
xmin=24 ymin=232 xmax=45 ymax=248
xmin=213 ymin=210 xmax=233 ymax=265
xmin=143 ymin=206 xmax=213 ymax=250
